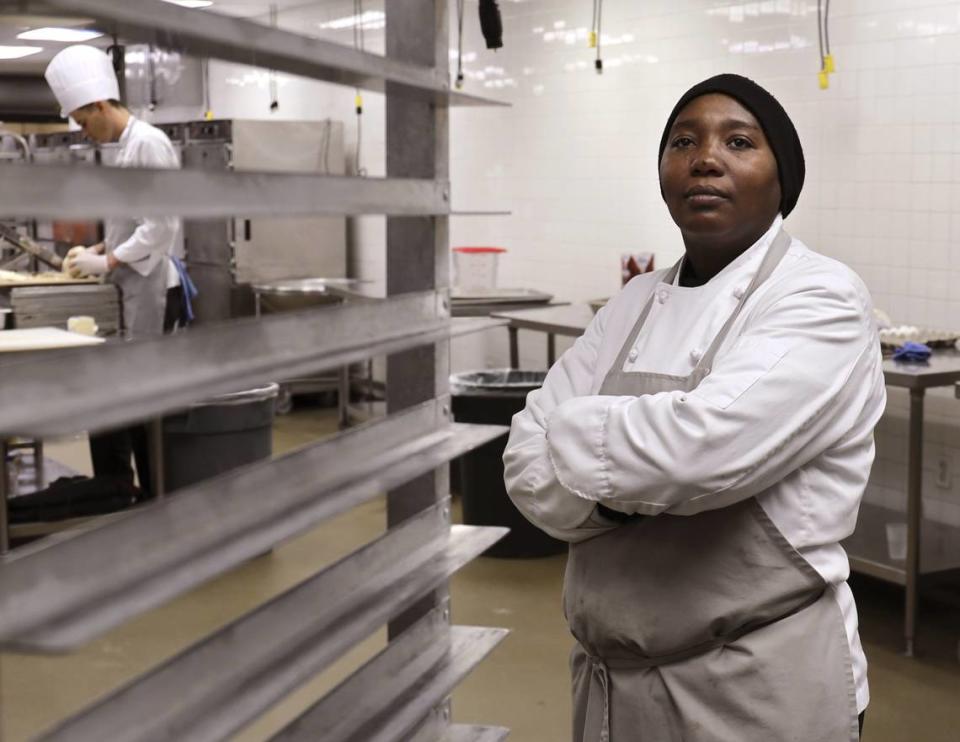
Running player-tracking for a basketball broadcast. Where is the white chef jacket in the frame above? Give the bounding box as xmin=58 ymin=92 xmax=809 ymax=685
xmin=104 ymin=117 xmax=182 ymax=281
xmin=503 ymin=216 xmax=886 ymax=713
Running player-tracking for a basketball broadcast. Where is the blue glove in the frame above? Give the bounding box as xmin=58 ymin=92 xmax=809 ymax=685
xmin=893 ymin=341 xmax=931 ymax=362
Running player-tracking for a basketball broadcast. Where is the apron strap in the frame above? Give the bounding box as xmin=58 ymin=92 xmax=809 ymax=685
xmin=586 ymin=654 xmax=612 ymax=742
xmin=607 ymin=227 xmax=790 ymax=381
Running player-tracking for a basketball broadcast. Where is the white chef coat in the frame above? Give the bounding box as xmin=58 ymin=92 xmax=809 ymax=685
xmin=503 ymin=215 xmax=886 ymax=713
xmin=104 ymin=117 xmax=182 ymax=283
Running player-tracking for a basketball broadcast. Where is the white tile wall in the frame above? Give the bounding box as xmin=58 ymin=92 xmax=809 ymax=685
xmin=155 ymin=0 xmax=960 ymax=527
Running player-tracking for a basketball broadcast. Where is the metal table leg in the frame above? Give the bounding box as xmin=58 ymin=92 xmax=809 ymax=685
xmin=905 ymin=388 xmax=924 ymax=657
xmin=337 ymin=366 xmax=350 ymax=429
xmin=33 ymin=438 xmax=44 ymax=490
xmin=547 ymin=333 xmax=556 ymax=367
xmin=508 ymin=326 xmax=519 ymax=369
xmin=148 ymin=419 xmax=165 ymax=500
xmin=0 ymin=439 xmax=9 ymax=555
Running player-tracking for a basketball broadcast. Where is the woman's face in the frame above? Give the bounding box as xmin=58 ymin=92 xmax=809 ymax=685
xmin=659 ymin=93 xmax=781 ymax=247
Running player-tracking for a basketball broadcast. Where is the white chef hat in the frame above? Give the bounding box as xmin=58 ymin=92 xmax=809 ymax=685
xmin=44 ymin=45 xmax=120 ymax=118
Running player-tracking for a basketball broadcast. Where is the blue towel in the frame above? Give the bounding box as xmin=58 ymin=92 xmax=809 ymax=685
xmin=892 ymin=341 xmax=931 ymax=362
xmin=171 ymin=257 xmax=199 ymax=324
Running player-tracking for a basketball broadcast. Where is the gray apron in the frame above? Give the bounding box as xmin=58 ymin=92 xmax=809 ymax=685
xmin=566 ymin=229 xmax=860 ymax=742
xmin=106 ymin=219 xmax=167 ymax=339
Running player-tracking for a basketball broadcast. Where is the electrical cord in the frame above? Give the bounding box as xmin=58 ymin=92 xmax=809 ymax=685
xmin=590 ymin=0 xmax=604 ymax=73
xmin=269 ymin=3 xmax=279 ymax=111
xmin=456 ymin=0 xmax=466 ymax=89
xmin=824 ymin=0 xmax=834 ymax=72
xmin=816 ymin=0 xmax=835 ymax=89
xmin=201 ymin=57 xmax=213 ymax=120
xmin=353 ymin=0 xmax=366 ymax=176
xmin=816 ymin=0 xmax=827 ymax=89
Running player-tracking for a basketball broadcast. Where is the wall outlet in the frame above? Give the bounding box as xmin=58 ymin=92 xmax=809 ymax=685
xmin=936 ymin=455 xmax=951 ymax=489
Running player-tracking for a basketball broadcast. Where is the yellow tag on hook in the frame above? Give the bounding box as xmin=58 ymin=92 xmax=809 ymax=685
xmin=588 ymin=30 xmax=597 ymax=49
xmin=824 ymin=54 xmax=836 ymax=74
xmin=818 ymin=70 xmax=830 ymax=89
xmin=204 ymin=110 xmax=214 ymax=120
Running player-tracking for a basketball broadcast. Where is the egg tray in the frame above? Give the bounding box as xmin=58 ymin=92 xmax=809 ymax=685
xmin=878 ymin=328 xmax=959 ymax=351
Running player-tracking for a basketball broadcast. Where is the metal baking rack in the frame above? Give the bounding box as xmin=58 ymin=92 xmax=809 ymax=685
xmin=0 ymin=1 xmax=511 ymax=739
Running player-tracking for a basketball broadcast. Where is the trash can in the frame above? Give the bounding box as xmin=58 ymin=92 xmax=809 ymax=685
xmin=451 ymin=369 xmax=565 ymax=558
xmin=163 ymin=383 xmax=279 ymax=491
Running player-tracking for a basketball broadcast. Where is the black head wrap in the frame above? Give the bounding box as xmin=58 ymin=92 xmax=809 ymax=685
xmin=657 ymin=74 xmax=805 ymax=217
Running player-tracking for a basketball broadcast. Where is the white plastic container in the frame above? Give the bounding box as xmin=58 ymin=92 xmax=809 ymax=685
xmin=452 ymin=246 xmax=506 ymax=291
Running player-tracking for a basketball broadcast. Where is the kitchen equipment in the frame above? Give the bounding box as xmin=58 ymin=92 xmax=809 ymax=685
xmin=181 ymin=119 xmax=347 ymax=323
xmin=9 ymin=284 xmax=121 ymax=335
xmin=252 ymin=278 xmax=362 ymax=417
xmin=252 ymin=277 xmax=366 ymax=314
xmin=0 ymin=224 xmax=63 ymax=271
xmin=452 ymin=246 xmax=506 ymax=291
xmin=450 ymin=286 xmax=552 ymax=306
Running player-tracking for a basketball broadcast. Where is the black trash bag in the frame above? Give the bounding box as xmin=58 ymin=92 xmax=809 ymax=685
xmin=8 ymin=475 xmax=145 ymax=523
xmin=479 ymin=0 xmax=503 ymax=49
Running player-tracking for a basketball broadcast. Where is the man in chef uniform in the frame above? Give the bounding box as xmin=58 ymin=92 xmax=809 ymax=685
xmin=45 ymin=44 xmax=186 ymax=494
xmin=505 ymin=74 xmax=885 ymax=741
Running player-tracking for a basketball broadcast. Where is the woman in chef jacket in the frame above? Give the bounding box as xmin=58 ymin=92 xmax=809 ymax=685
xmin=504 ymin=74 xmax=885 ymax=742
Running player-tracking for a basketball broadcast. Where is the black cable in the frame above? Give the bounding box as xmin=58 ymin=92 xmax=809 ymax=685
xmin=456 ymin=0 xmax=466 ymax=88
xmin=595 ymin=0 xmax=604 ymax=73
xmin=816 ymin=0 xmax=824 ymax=70
xmin=269 ymin=3 xmax=279 ymax=111
xmin=824 ymin=0 xmax=831 ymax=55
xmin=353 ymin=0 xmax=365 ymax=176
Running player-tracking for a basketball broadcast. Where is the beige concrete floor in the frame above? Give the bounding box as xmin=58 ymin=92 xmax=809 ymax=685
xmin=1 ymin=405 xmax=959 ymax=740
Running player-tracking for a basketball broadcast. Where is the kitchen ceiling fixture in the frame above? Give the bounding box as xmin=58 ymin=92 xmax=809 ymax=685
xmin=0 ymin=45 xmax=44 ymax=60
xmin=162 ymin=0 xmax=214 ymax=8
xmin=17 ymin=27 xmax=103 ymax=42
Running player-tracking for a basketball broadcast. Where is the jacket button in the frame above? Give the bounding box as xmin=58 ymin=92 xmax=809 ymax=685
xmin=690 ymin=348 xmax=702 ymax=362
xmin=733 ymin=286 xmax=746 ymax=299
xmin=628 ymin=348 xmax=639 ymax=362
xmin=657 ymin=289 xmax=668 ymax=303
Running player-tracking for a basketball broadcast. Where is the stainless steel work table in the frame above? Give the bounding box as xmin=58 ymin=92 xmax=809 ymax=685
xmin=492 ymin=304 xmax=593 ymax=368
xmin=493 ymin=303 xmax=960 ymax=656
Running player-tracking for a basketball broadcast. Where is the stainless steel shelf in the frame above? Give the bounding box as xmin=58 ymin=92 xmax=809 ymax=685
xmin=17 ymin=0 xmax=507 ymax=107
xmin=443 ymin=726 xmax=511 ymax=742
xmin=37 ymin=503 xmax=506 ymax=741
xmin=0 ymin=403 xmax=505 ymax=651
xmin=0 ymin=165 xmax=448 ymax=220
xmin=0 ymin=295 xmax=503 ymax=438
xmin=844 ymin=502 xmax=960 ymax=584
xmin=270 ymin=608 xmax=508 ymax=742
